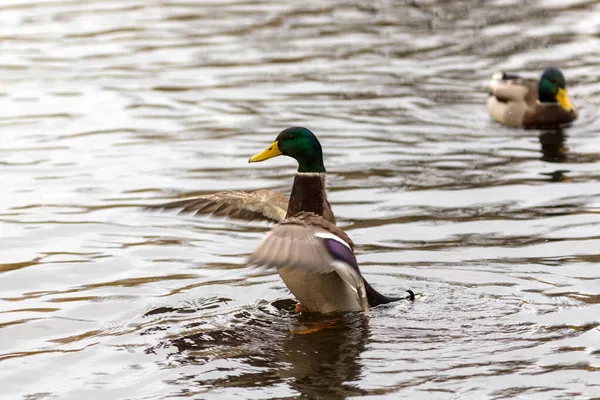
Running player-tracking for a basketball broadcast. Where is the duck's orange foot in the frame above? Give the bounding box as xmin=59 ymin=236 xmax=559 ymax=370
xmin=293 ymin=303 xmax=308 ymax=313
xmin=289 ymin=318 xmax=339 ymax=335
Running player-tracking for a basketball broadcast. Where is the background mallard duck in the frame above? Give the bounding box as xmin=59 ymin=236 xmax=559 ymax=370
xmin=487 ymin=67 xmax=577 ymax=128
xmin=248 ymin=212 xmax=414 ymax=314
xmin=148 ymin=127 xmax=336 ymax=224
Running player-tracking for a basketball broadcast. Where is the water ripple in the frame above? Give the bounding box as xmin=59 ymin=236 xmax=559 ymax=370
xmin=1 ymin=0 xmax=599 ymax=399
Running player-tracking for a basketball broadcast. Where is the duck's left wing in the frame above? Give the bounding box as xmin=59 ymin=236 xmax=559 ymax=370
xmin=146 ymin=189 xmax=288 ymax=223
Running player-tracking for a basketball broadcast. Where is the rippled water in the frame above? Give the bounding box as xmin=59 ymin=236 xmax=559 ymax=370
xmin=1 ymin=0 xmax=600 ymax=398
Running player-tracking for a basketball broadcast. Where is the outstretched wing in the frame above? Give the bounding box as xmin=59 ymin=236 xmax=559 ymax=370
xmin=247 ymin=221 xmax=334 ymax=273
xmin=146 ymin=189 xmax=288 ymax=223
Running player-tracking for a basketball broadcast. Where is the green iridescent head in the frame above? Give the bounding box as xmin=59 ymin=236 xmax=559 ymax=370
xmin=248 ymin=127 xmax=325 ymax=173
xmin=538 ymin=68 xmax=574 ymax=112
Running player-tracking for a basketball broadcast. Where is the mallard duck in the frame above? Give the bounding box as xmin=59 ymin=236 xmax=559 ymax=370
xmin=487 ymin=67 xmax=577 ymax=128
xmin=149 ymin=127 xmax=335 ymax=224
xmin=248 ymin=212 xmax=414 ymax=314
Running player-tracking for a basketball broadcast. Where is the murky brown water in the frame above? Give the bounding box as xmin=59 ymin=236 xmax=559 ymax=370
xmin=1 ymin=0 xmax=600 ymax=398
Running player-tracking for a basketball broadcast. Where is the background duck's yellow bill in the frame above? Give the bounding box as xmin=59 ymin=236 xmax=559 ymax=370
xmin=556 ymin=88 xmax=574 ymax=112
xmin=248 ymin=141 xmax=282 ymax=163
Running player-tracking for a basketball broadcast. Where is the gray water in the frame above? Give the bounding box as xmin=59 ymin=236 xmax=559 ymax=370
xmin=1 ymin=0 xmax=600 ymax=399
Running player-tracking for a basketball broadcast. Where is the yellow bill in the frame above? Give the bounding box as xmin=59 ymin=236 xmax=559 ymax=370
xmin=248 ymin=141 xmax=282 ymax=163
xmin=555 ymin=88 xmax=574 ymax=112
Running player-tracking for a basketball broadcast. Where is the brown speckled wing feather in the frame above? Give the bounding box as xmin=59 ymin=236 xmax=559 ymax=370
xmin=147 ymin=189 xmax=288 ymax=223
xmin=247 ymin=214 xmax=336 ymax=273
xmin=280 ymin=212 xmax=354 ymax=249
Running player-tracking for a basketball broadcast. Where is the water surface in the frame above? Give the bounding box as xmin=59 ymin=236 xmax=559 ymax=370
xmin=1 ymin=0 xmax=600 ymax=399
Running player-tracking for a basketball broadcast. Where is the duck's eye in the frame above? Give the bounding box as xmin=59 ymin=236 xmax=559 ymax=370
xmin=289 ymin=135 xmax=295 ymax=140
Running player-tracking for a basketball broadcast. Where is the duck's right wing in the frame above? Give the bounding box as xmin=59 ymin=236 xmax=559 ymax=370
xmin=247 ymin=213 xmax=368 ymax=312
xmin=146 ymin=189 xmax=288 ymax=223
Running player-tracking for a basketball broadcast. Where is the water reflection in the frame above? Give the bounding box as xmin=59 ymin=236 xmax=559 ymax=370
xmin=146 ymin=304 xmax=369 ymax=398
xmin=282 ymin=313 xmax=369 ymax=399
xmin=540 ymin=169 xmax=571 ymax=183
xmin=538 ymin=129 xmax=573 ymax=182
xmin=539 ymin=129 xmax=567 ymax=163
xmin=2 ymin=0 xmax=600 ymax=398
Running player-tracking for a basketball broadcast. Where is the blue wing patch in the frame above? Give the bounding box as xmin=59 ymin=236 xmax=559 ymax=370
xmin=321 ymin=237 xmax=360 ymax=273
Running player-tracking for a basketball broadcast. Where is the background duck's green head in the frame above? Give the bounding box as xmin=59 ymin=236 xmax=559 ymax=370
xmin=249 ymin=127 xmax=325 ymax=173
xmin=538 ymin=68 xmax=574 ymax=112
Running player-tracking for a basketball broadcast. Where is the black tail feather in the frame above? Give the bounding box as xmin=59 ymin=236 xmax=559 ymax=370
xmin=364 ymin=279 xmax=415 ymax=306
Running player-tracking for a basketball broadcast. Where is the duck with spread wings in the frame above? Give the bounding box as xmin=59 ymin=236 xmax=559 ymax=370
xmin=150 ymin=127 xmax=414 ymax=312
